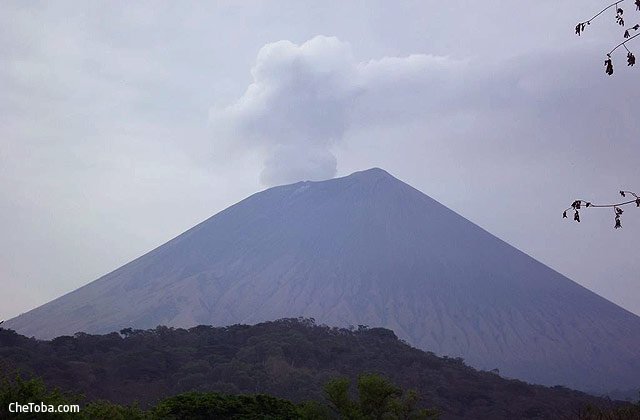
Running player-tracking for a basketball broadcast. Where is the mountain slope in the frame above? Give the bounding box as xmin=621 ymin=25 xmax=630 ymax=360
xmin=0 ymin=319 xmax=625 ymax=420
xmin=6 ymin=168 xmax=640 ymax=392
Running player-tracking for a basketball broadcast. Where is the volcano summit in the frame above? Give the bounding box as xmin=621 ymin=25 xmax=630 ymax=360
xmin=6 ymin=168 xmax=640 ymax=392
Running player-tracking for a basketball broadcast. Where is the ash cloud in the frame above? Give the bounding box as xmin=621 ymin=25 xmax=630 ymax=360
xmin=209 ymin=36 xmax=455 ymax=185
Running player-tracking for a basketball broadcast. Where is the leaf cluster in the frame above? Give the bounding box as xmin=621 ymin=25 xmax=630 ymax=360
xmin=575 ymin=1 xmax=640 ymax=74
xmin=563 ymin=190 xmax=639 ymax=229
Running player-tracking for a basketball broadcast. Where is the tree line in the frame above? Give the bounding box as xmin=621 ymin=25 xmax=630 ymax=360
xmin=0 ymin=319 xmax=632 ymax=419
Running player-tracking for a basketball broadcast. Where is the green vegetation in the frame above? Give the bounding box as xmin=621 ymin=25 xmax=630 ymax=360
xmin=0 ymin=318 xmax=630 ymax=419
xmin=1 ymin=368 xmax=437 ymax=420
xmin=322 ymin=373 xmax=440 ymax=420
xmin=0 ymin=369 xmax=144 ymax=420
xmin=2 ymin=366 xmax=637 ymax=420
xmin=148 ymin=392 xmax=300 ymax=420
xmin=563 ymin=402 xmax=640 ymax=420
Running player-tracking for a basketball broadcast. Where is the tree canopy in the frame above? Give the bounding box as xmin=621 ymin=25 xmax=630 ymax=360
xmin=1 ymin=319 xmax=630 ymax=419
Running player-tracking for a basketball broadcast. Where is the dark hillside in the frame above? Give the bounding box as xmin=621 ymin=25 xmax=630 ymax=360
xmin=0 ymin=319 xmax=621 ymax=420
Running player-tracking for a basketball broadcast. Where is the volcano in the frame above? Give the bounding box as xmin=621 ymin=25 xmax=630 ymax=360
xmin=6 ymin=168 xmax=640 ymax=392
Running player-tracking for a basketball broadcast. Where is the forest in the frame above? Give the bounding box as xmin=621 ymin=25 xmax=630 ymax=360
xmin=1 ymin=318 xmax=637 ymax=420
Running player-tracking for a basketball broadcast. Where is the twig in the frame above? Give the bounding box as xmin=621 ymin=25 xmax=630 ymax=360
xmin=579 ymin=1 xmax=625 ymax=25
xmin=563 ymin=191 xmax=638 ymax=212
xmin=564 ymin=199 xmax=637 ymax=212
xmin=609 ymin=32 xmax=640 ymax=55
xmin=563 ymin=191 xmax=640 ymax=228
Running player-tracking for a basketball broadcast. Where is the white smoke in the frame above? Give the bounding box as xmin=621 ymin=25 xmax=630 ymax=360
xmin=209 ymin=36 xmax=456 ymax=185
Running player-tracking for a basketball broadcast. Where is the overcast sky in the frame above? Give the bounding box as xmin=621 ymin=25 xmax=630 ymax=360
xmin=2 ymin=0 xmax=640 ymax=322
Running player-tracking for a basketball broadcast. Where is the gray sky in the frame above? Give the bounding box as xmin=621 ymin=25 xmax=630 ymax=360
xmin=2 ymin=0 xmax=640 ymax=321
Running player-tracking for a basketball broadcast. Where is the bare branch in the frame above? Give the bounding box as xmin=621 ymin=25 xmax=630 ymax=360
xmin=563 ymin=191 xmax=640 ymax=229
xmin=581 ymin=1 xmax=625 ymax=24
xmin=575 ymin=0 xmax=640 ymax=73
xmin=609 ymin=31 xmax=640 ymax=55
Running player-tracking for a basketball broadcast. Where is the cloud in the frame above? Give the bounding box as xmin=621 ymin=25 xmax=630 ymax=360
xmin=209 ymin=35 xmax=456 ymax=185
